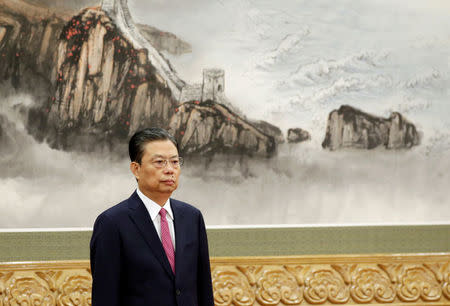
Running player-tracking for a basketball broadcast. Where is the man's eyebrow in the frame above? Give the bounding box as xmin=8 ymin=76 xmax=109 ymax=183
xmin=151 ymin=154 xmax=179 ymax=158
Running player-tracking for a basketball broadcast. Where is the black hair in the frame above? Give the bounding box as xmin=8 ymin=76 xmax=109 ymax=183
xmin=128 ymin=127 xmax=178 ymax=163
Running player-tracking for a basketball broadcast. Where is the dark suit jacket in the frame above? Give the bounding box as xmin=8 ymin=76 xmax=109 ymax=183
xmin=90 ymin=191 xmax=214 ymax=306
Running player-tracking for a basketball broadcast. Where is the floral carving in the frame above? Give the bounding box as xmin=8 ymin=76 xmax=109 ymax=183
xmin=212 ymin=269 xmax=255 ymax=306
xmin=423 ymin=263 xmax=443 ymax=282
xmin=57 ymin=275 xmax=92 ymax=305
xmin=378 ymin=264 xmax=401 ymax=283
xmin=304 ymin=269 xmax=349 ymax=304
xmin=236 ymin=265 xmax=262 ymax=286
xmin=0 ymin=257 xmax=449 ymax=305
xmin=284 ymin=265 xmax=307 ymax=286
xmin=256 ymin=269 xmax=302 ymax=305
xmin=0 ymin=272 xmax=13 ymax=294
xmin=36 ymin=271 xmax=63 ymax=291
xmin=2 ymin=277 xmax=55 ymax=305
xmin=331 ymin=265 xmax=354 ymax=285
xmin=350 ymin=268 xmax=396 ymax=303
xmin=444 ymin=278 xmax=450 ymax=300
xmin=397 ymin=266 xmax=441 ymax=302
xmin=443 ymin=263 xmax=450 ymax=300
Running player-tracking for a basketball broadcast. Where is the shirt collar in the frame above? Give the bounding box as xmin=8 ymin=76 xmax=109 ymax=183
xmin=136 ymin=188 xmax=174 ymax=221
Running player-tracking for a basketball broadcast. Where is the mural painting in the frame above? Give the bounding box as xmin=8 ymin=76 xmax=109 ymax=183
xmin=0 ymin=0 xmax=449 ymax=227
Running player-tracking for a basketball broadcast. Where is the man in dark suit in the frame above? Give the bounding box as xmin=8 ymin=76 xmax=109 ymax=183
xmin=90 ymin=127 xmax=214 ymax=306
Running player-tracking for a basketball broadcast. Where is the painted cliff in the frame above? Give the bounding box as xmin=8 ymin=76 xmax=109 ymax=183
xmin=322 ymin=105 xmax=420 ymax=150
xmin=0 ymin=0 xmax=277 ymax=157
xmin=169 ymin=100 xmax=275 ymax=156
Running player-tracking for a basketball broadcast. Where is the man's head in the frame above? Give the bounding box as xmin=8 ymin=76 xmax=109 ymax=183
xmin=129 ymin=127 xmax=178 ymax=163
xmin=129 ymin=128 xmax=181 ymax=205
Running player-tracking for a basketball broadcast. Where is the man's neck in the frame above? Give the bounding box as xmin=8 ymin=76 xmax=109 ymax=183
xmin=139 ymin=189 xmax=170 ymax=207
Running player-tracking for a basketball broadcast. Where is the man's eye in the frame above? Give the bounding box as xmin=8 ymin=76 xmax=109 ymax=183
xmin=154 ymin=160 xmax=165 ymax=166
xmin=170 ymin=160 xmax=179 ymax=166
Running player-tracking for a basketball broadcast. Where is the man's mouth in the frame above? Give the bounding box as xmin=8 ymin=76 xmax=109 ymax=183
xmin=162 ymin=179 xmax=175 ymax=185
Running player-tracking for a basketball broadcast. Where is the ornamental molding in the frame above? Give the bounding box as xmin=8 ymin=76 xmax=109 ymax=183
xmin=0 ymin=253 xmax=449 ymax=305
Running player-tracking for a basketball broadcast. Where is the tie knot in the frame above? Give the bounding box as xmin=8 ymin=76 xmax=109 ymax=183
xmin=159 ymin=208 xmax=167 ymax=218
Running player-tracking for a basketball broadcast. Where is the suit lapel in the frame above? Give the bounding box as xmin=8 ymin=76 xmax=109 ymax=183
xmin=127 ymin=192 xmax=174 ymax=279
xmin=171 ymin=199 xmax=187 ymax=276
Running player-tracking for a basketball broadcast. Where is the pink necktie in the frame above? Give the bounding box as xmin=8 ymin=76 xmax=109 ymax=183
xmin=159 ymin=208 xmax=175 ymax=273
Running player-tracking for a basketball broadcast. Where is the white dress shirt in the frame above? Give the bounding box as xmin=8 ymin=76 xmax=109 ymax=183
xmin=136 ymin=188 xmax=176 ymax=250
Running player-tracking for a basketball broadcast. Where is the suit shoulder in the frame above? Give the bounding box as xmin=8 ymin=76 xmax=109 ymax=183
xmin=95 ymin=197 xmax=132 ymax=222
xmin=171 ymin=198 xmax=202 ymax=215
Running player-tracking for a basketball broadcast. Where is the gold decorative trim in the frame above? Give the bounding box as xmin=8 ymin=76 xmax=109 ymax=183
xmin=0 ymin=261 xmax=91 ymax=306
xmin=0 ymin=253 xmax=449 ymax=305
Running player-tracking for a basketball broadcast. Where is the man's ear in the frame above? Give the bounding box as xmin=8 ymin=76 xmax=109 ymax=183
xmin=130 ymin=162 xmax=140 ymax=180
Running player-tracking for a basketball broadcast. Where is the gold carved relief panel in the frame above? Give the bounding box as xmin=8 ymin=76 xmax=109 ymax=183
xmin=0 ymin=263 xmax=92 ymax=306
xmin=210 ymin=254 xmax=450 ymax=305
xmin=0 ymin=254 xmax=449 ymax=305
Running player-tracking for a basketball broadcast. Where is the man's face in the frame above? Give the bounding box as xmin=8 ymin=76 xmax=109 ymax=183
xmin=130 ymin=140 xmax=181 ymax=201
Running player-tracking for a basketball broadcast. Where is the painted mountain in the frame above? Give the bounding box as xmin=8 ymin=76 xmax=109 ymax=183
xmin=0 ymin=0 xmax=449 ymax=227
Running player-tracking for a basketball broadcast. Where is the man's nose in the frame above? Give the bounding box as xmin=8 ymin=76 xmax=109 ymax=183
xmin=163 ymin=163 xmax=175 ymax=172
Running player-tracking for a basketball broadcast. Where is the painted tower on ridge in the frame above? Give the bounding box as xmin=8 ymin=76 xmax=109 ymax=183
xmin=201 ymin=68 xmax=225 ymax=102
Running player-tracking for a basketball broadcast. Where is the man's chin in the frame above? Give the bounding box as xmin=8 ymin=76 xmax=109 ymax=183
xmin=160 ymin=184 xmax=178 ymax=193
